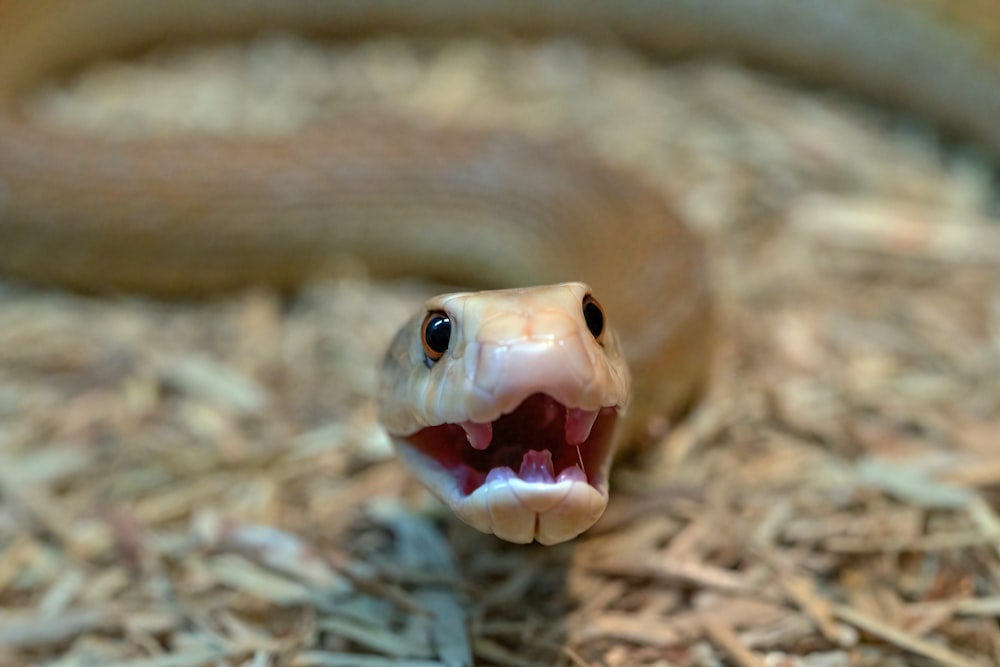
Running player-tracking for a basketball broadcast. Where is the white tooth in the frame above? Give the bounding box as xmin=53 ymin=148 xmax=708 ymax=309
xmin=461 ymin=421 xmax=493 ymax=450
xmin=565 ymin=408 xmax=599 ymax=445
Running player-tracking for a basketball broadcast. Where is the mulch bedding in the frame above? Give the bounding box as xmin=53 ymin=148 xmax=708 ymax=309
xmin=1 ymin=33 xmax=998 ymax=667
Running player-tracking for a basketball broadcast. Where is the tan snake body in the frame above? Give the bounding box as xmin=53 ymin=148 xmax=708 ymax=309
xmin=0 ymin=1 xmax=997 ymax=542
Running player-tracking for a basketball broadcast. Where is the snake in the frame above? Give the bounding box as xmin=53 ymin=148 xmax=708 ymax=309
xmin=0 ymin=1 xmax=997 ymax=544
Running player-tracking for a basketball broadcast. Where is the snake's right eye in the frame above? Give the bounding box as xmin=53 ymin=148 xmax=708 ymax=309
xmin=582 ymin=294 xmax=605 ymax=343
xmin=421 ymin=311 xmax=452 ymax=364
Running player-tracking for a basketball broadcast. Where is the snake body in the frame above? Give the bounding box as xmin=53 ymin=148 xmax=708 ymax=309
xmin=0 ymin=1 xmax=997 ymax=542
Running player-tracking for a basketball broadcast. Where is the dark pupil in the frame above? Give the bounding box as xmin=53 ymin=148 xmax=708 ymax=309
xmin=583 ymin=300 xmax=603 ymax=338
xmin=425 ymin=315 xmax=452 ymax=354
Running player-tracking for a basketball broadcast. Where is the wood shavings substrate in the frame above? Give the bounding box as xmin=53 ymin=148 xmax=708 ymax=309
xmin=2 ymin=33 xmax=999 ymax=667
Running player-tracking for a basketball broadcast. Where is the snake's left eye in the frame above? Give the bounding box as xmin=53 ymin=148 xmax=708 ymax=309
xmin=582 ymin=294 xmax=604 ymax=342
xmin=421 ymin=311 xmax=452 ymax=364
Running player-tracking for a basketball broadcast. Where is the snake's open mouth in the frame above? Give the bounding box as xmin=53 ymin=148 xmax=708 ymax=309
xmin=402 ymin=393 xmax=619 ymax=497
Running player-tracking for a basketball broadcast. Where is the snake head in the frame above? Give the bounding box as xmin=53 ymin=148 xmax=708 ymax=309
xmin=378 ymin=282 xmax=630 ymax=545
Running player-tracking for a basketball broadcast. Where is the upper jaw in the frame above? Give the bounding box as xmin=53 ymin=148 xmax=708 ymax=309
xmin=459 ymin=404 xmax=601 ymax=451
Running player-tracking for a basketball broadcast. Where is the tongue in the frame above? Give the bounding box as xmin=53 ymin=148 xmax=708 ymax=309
xmin=518 ymin=449 xmax=556 ymax=484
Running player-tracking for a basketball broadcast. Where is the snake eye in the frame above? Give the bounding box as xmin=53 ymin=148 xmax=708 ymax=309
xmin=582 ymin=294 xmax=604 ymax=342
xmin=421 ymin=310 xmax=452 ymax=363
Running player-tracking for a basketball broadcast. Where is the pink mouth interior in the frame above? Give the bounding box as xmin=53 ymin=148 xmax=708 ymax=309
xmin=403 ymin=393 xmax=618 ymax=496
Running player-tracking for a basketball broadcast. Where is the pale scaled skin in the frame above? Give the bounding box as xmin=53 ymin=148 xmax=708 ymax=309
xmin=379 ymin=283 xmax=629 ymax=544
xmin=0 ymin=1 xmax=998 ymax=544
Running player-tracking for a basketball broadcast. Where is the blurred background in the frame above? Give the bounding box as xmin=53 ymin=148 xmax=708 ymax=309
xmin=1 ymin=24 xmax=999 ymax=667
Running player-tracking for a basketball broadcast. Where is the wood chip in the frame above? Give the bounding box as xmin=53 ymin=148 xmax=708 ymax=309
xmin=833 ymin=604 xmax=986 ymax=667
xmin=702 ymin=617 xmax=767 ymax=667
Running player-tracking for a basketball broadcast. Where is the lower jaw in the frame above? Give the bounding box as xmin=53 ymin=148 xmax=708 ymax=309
xmin=450 ymin=471 xmax=609 ymax=545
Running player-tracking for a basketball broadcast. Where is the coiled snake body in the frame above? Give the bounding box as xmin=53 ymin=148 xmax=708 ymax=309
xmin=1 ymin=1 xmax=997 ymax=543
